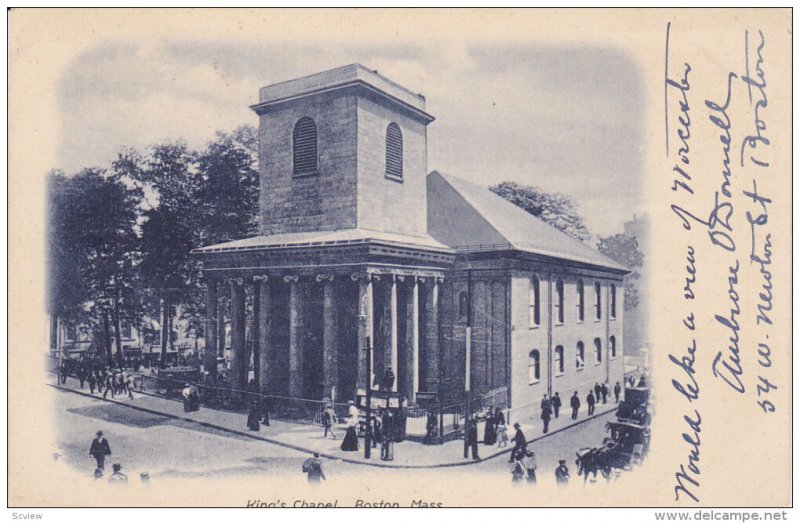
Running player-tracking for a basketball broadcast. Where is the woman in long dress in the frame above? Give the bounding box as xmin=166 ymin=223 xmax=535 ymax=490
xmin=483 ymin=408 xmax=497 ymax=445
xmin=247 ymin=400 xmax=260 ymax=431
xmin=340 ymin=401 xmax=360 ymax=451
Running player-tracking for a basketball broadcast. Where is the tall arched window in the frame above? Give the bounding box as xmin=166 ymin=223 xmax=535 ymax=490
xmin=293 ymin=117 xmax=318 ymax=176
xmin=610 ymin=284 xmax=617 ymax=319
xmin=528 ymin=350 xmax=541 ymax=384
xmin=555 ymin=345 xmax=564 ymax=375
xmin=594 ymin=281 xmax=602 ymax=320
xmin=609 ymin=335 xmax=617 ymax=359
xmin=594 ymin=337 xmax=602 ymax=364
xmin=555 ymin=278 xmax=564 ymax=324
xmin=385 ymin=122 xmax=403 ymax=179
xmin=576 ymin=279 xmax=585 ymax=322
xmin=529 ymin=276 xmax=540 ymax=327
xmin=576 ymin=342 xmax=585 ymax=370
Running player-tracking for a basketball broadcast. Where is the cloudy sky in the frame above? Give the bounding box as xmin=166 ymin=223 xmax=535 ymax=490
xmin=56 ymin=39 xmax=645 ymax=238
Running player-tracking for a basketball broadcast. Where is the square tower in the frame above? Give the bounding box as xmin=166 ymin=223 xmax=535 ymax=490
xmin=251 ymin=64 xmax=434 ymax=237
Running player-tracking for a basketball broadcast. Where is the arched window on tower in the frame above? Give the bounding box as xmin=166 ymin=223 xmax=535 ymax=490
xmin=529 ymin=276 xmax=540 ymax=327
xmin=528 ymin=350 xmax=541 ymax=384
xmin=385 ymin=122 xmax=403 ymax=180
xmin=609 ymin=335 xmax=617 ymax=359
xmin=293 ymin=117 xmax=318 ymax=176
xmin=594 ymin=337 xmax=602 ymax=364
xmin=576 ymin=342 xmax=585 ymax=370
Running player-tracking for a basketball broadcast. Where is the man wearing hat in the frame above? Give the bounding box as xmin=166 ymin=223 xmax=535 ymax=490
xmin=555 ymin=459 xmax=570 ymax=485
xmin=302 ymin=452 xmax=326 ymax=483
xmin=89 ymin=431 xmax=112 ymax=470
xmin=508 ymin=423 xmax=527 ymax=463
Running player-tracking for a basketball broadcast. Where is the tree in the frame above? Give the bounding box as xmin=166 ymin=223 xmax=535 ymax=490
xmin=596 ymin=233 xmax=644 ymax=311
xmin=47 ymin=168 xmax=140 ymax=362
xmin=489 ymin=181 xmax=592 ymax=242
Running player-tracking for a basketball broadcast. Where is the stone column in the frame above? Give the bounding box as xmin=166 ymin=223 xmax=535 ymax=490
xmin=355 ymin=274 xmax=374 ymax=391
xmin=230 ymin=279 xmax=246 ymax=389
xmin=204 ymin=280 xmax=218 ymax=380
xmin=320 ymin=275 xmax=337 ymax=401
xmin=255 ymin=276 xmax=270 ymax=393
xmin=390 ymin=275 xmax=399 ymax=392
xmin=404 ymin=277 xmax=420 ymax=401
xmin=286 ymin=275 xmax=303 ymax=398
xmin=424 ymin=278 xmax=441 ymax=393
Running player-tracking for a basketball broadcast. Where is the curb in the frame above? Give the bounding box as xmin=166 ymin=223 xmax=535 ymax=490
xmin=50 ymin=383 xmax=616 ymax=469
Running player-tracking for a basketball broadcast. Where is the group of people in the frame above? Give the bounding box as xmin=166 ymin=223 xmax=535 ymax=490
xmin=88 ymin=430 xmax=129 ymax=484
xmin=246 ymin=398 xmax=272 ymax=431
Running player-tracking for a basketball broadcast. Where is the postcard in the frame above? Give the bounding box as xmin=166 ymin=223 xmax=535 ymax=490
xmin=7 ymin=7 xmax=793 ymax=509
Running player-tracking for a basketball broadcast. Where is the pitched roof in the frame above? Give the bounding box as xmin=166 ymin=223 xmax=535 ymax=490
xmin=427 ymin=171 xmax=629 ymax=272
xmin=192 ymin=228 xmax=452 ymax=254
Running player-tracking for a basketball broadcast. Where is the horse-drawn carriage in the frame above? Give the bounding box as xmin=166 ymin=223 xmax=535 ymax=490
xmin=575 ymin=387 xmax=651 ymax=483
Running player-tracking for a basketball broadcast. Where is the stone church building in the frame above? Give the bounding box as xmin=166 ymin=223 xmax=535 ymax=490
xmin=194 ymin=64 xmax=628 ymax=422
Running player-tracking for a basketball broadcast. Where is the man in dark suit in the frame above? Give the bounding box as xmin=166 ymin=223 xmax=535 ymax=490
xmin=465 ymin=417 xmax=480 ymax=461
xmin=614 ymin=381 xmax=622 ymax=403
xmin=89 ymin=431 xmax=112 ymax=470
xmin=587 ymin=390 xmax=596 ymax=416
xmin=552 ymin=392 xmax=562 ymax=419
xmin=508 ymin=423 xmax=527 ymax=462
xmin=540 ymin=400 xmax=552 ymax=434
xmin=570 ymin=391 xmax=580 ymax=420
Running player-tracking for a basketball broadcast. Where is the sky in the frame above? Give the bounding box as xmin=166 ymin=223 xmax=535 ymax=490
xmin=56 ymin=39 xmax=645 ymax=238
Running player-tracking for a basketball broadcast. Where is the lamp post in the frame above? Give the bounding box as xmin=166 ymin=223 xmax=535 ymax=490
xmin=358 ymin=292 xmax=372 ymax=459
xmin=381 ymin=367 xmax=395 ymax=461
xmin=463 ymin=270 xmax=473 ymax=458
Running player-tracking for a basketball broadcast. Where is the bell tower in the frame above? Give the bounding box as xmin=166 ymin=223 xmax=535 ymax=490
xmin=251 ymin=64 xmax=435 ymax=238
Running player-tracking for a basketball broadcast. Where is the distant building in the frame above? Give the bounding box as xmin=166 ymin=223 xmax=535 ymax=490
xmin=623 ymin=213 xmax=650 ymax=358
xmin=194 ymin=65 xmax=629 ymax=421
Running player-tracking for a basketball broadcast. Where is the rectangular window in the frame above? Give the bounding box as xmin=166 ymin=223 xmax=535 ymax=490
xmin=576 ymin=280 xmax=584 ymax=322
xmin=611 ymin=284 xmax=617 ymax=319
xmin=529 ymin=277 xmax=540 ymax=327
xmin=555 ymin=279 xmax=564 ymax=324
xmin=594 ymin=282 xmax=602 ymax=320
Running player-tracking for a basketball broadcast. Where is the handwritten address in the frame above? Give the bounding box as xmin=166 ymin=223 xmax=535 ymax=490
xmin=664 ymin=25 xmax=776 ymax=504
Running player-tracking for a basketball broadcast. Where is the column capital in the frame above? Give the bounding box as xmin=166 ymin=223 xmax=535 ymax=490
xmin=316 ymin=274 xmax=335 ymax=283
xmin=283 ymin=275 xmax=299 ymax=284
xmin=253 ymin=275 xmax=269 ymax=283
xmin=228 ymin=277 xmax=244 ymax=286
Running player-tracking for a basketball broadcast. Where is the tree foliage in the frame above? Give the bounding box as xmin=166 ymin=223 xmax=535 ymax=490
xmin=489 ymin=181 xmax=592 ymax=242
xmin=46 ymin=125 xmax=260 ymax=361
xmin=596 ymin=233 xmax=644 ymax=311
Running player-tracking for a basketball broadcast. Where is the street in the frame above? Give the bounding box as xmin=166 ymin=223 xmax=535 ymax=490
xmin=52 ymin=384 xmax=615 ymax=490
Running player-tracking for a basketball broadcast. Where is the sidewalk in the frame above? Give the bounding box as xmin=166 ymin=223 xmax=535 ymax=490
xmin=51 ymin=377 xmax=618 ymax=469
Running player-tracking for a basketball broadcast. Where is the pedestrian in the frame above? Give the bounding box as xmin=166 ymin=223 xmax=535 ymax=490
xmin=540 ymin=394 xmax=550 ymax=412
xmin=496 ymin=420 xmax=509 ymax=447
xmin=510 ymin=450 xmax=526 ymax=484
xmin=380 ymin=409 xmax=393 ymax=459
xmin=261 ymin=398 xmax=271 ymax=426
xmin=614 ymin=381 xmax=621 ymax=403
xmin=78 ymin=365 xmax=86 ymax=389
xmin=570 ymin=391 xmax=580 ymax=420
xmin=108 ymin=463 xmax=128 ymax=484
xmin=247 ymin=400 xmax=260 ymax=431
xmin=555 ymin=459 xmax=570 ymax=486
xmin=509 ymin=423 xmax=527 ymax=462
xmin=181 ymin=383 xmax=192 ymax=412
xmin=340 ymin=401 xmax=359 ymax=452
xmin=88 ymin=370 xmax=97 ymax=394
xmin=103 ymin=370 xmax=115 ymax=399
xmin=89 ymin=430 xmax=112 ymax=470
xmin=302 ymin=452 xmax=326 ymax=483
xmin=483 ymin=408 xmax=497 ymax=445
xmin=322 ymin=405 xmax=336 ymax=439
xmin=59 ymin=362 xmax=68 ymax=384
xmin=494 ymin=406 xmax=505 ymax=427
xmin=523 ymin=450 xmax=537 ymax=484
xmin=594 ymin=382 xmax=601 ymax=402
xmin=188 ymin=383 xmax=201 ymax=411
xmin=424 ymin=410 xmax=437 ymax=445
xmin=540 ymin=398 xmax=552 ymax=434
xmin=465 ymin=417 xmax=480 ymax=461
xmin=601 ymin=382 xmax=609 ymax=404
xmin=586 ymin=389 xmax=596 ymax=416
xmin=552 ymin=392 xmax=561 ymax=419
xmin=115 ymin=370 xmax=125 ymax=396
xmin=126 ymin=372 xmax=136 ymax=399
xmin=371 ymin=415 xmax=381 ymax=449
